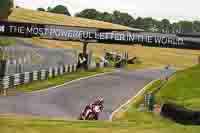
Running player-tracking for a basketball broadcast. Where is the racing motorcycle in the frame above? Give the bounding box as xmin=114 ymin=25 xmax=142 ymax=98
xmin=79 ymin=105 xmax=102 ymax=120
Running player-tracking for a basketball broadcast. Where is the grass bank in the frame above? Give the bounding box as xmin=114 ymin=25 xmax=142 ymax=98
xmin=155 ymin=65 xmax=200 ymax=110
xmin=0 ymin=113 xmax=199 ymax=133
xmin=17 ymin=68 xmax=113 ymax=92
xmin=9 ymin=8 xmax=135 ymax=31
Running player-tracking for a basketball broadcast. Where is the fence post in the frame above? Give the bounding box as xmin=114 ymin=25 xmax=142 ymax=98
xmin=48 ymin=67 xmax=53 ymax=78
xmin=65 ymin=65 xmax=68 ymax=73
xmin=54 ymin=67 xmax=58 ymax=76
xmin=40 ymin=70 xmax=46 ymax=80
xmin=59 ymin=66 xmax=64 ymax=75
xmin=2 ymin=76 xmax=10 ymax=96
xmin=33 ymin=71 xmax=38 ymax=81
xmin=70 ymin=65 xmax=73 ymax=72
xmin=24 ymin=72 xmax=30 ymax=84
xmin=73 ymin=64 xmax=77 ymax=72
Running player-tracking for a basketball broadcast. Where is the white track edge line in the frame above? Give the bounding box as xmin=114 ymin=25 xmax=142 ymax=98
xmin=109 ymin=79 xmax=159 ymax=121
xmin=30 ymin=72 xmax=113 ymax=94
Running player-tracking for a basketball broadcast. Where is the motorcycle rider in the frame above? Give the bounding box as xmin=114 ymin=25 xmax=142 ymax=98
xmin=81 ymin=97 xmax=104 ymax=119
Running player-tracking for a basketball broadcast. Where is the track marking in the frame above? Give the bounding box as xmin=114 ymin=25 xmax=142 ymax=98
xmin=109 ymin=79 xmax=159 ymax=121
xmin=30 ymin=71 xmax=114 ymax=94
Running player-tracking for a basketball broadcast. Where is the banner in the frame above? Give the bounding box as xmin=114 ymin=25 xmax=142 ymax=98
xmin=0 ymin=20 xmax=200 ymax=49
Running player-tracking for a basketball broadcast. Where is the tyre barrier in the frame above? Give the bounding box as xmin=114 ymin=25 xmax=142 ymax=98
xmin=161 ymin=103 xmax=200 ymax=125
xmin=0 ymin=64 xmax=77 ymax=90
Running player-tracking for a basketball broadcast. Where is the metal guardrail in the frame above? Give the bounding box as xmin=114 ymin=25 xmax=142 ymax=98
xmin=0 ymin=64 xmax=77 ymax=90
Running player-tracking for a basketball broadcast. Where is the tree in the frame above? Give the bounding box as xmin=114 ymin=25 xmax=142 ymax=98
xmin=192 ymin=21 xmax=200 ymax=32
xmin=0 ymin=39 xmax=16 ymax=81
xmin=143 ymin=17 xmax=154 ymax=31
xmin=75 ymin=9 xmax=100 ymax=19
xmin=47 ymin=7 xmax=52 ymax=12
xmin=178 ymin=21 xmax=193 ymax=33
xmin=134 ymin=17 xmax=144 ymax=29
xmin=161 ymin=19 xmax=170 ymax=33
xmin=37 ymin=8 xmax=45 ymax=12
xmin=98 ymin=12 xmax=113 ymax=22
xmin=0 ymin=0 xmax=14 ymax=19
xmin=112 ymin=10 xmax=135 ymax=26
xmin=0 ymin=39 xmax=16 ymax=60
xmin=48 ymin=5 xmax=71 ymax=16
xmin=75 ymin=8 xmax=200 ymax=33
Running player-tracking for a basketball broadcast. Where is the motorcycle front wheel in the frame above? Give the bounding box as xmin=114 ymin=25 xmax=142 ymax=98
xmin=78 ymin=115 xmax=84 ymax=120
xmin=87 ymin=113 xmax=98 ymax=120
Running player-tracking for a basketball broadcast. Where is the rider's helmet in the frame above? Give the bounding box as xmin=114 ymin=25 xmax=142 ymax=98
xmin=94 ymin=96 xmax=104 ymax=105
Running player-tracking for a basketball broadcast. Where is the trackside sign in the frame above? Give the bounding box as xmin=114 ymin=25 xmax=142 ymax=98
xmin=0 ymin=25 xmax=5 ymax=32
xmin=0 ymin=20 xmax=199 ymax=49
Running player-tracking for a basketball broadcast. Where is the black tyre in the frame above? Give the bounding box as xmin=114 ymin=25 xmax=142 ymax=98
xmin=93 ymin=114 xmax=98 ymax=120
xmin=87 ymin=113 xmax=95 ymax=120
xmin=78 ymin=114 xmax=84 ymax=120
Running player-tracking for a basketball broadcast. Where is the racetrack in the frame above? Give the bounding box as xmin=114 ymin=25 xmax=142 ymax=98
xmin=0 ymin=69 xmax=174 ymax=120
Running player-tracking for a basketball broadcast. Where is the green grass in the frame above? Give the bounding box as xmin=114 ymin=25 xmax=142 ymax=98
xmin=17 ymin=68 xmax=113 ymax=92
xmin=0 ymin=114 xmax=200 ymax=133
xmin=0 ymin=39 xmax=16 ymax=47
xmin=156 ymin=65 xmax=200 ymax=110
xmin=0 ymin=39 xmax=16 ymax=60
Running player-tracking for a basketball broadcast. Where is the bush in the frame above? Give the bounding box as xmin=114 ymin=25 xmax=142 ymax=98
xmin=0 ymin=39 xmax=16 ymax=47
xmin=0 ymin=39 xmax=16 ymax=60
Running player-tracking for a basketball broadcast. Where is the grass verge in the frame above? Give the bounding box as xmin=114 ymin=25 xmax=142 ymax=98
xmin=155 ymin=65 xmax=200 ymax=110
xmin=17 ymin=68 xmax=113 ymax=92
xmin=0 ymin=112 xmax=200 ymax=133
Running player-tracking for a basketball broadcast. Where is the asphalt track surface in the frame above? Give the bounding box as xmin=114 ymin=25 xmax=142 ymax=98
xmin=0 ymin=69 xmax=175 ymax=120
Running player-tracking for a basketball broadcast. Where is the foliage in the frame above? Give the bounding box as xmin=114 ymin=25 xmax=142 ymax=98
xmin=48 ymin=5 xmax=71 ymax=16
xmin=76 ymin=9 xmax=100 ymax=19
xmin=0 ymin=39 xmax=16 ymax=59
xmin=0 ymin=39 xmax=16 ymax=47
xmin=76 ymin=9 xmax=200 ymax=33
xmin=37 ymin=8 xmax=45 ymax=12
xmin=0 ymin=0 xmax=13 ymax=19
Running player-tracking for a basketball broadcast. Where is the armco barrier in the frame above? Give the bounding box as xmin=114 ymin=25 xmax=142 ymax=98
xmin=48 ymin=68 xmax=53 ymax=78
xmin=24 ymin=72 xmax=30 ymax=83
xmin=0 ymin=64 xmax=77 ymax=91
